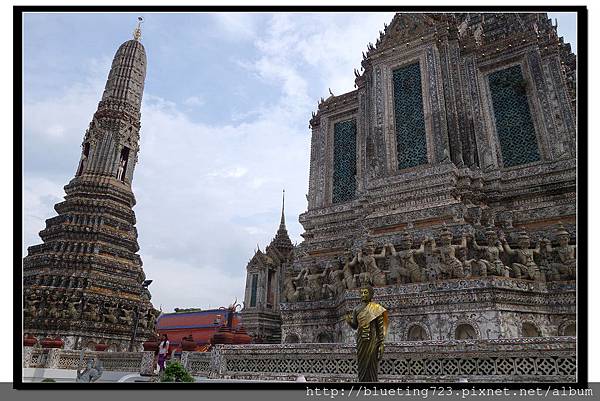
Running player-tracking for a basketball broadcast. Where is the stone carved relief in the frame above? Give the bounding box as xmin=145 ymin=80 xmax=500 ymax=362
xmin=547 ymin=223 xmax=576 ymax=281
xmin=385 ymin=231 xmax=425 ymax=284
xmin=355 ymin=240 xmax=387 ymax=287
xmin=282 ymin=223 xmax=575 ymax=304
xmin=24 ymin=289 xmax=42 ymax=320
xmin=431 ymin=225 xmax=467 ymax=279
xmin=304 ymin=263 xmax=330 ymax=301
xmin=119 ymin=307 xmax=134 ymax=326
xmin=45 ymin=291 xmax=61 ymax=320
xmin=340 ymin=251 xmax=359 ymax=290
xmin=501 ymin=231 xmax=544 ymax=282
xmin=322 ymin=262 xmax=346 ymax=299
xmin=63 ymin=298 xmax=82 ymax=320
xmin=101 ymin=302 xmax=119 ymax=324
xmin=467 ymin=226 xmax=510 ymax=277
xmin=82 ymin=300 xmax=100 ymax=322
xmin=282 ymin=267 xmax=305 ymax=303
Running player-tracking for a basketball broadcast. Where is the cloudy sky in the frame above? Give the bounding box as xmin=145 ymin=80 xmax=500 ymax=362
xmin=22 ymin=11 xmax=577 ymax=313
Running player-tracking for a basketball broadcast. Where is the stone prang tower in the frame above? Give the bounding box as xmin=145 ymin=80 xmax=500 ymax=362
xmin=23 ymin=20 xmax=159 ymax=351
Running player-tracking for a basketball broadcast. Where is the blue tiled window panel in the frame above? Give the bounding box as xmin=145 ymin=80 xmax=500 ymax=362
xmin=393 ymin=62 xmax=428 ymax=170
xmin=332 ymin=120 xmax=357 ymax=204
xmin=488 ymin=65 xmax=540 ymax=167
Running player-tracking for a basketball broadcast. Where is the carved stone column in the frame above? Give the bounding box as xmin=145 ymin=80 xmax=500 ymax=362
xmin=180 ymin=351 xmax=190 ymax=371
xmin=139 ymin=351 xmax=155 ymax=375
xmin=23 ymin=347 xmax=34 ymax=368
xmin=46 ymin=348 xmax=62 ymax=369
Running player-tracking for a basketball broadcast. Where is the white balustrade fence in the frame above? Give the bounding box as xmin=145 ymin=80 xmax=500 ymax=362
xmin=23 ymin=336 xmax=576 ymax=383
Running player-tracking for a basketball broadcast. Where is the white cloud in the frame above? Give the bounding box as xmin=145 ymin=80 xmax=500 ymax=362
xmin=243 ymin=226 xmax=268 ymax=236
xmin=250 ymin=13 xmax=394 ymax=98
xmin=211 ymin=13 xmax=260 ymax=41
xmin=142 ymin=254 xmax=246 ymax=311
xmin=183 ymin=95 xmax=205 ymax=107
xmin=24 ymin=82 xmax=100 ymax=147
xmin=46 ymin=124 xmax=66 ymax=138
xmin=207 ymin=166 xmax=248 ymax=179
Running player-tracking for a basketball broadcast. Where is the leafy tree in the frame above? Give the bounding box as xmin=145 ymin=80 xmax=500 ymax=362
xmin=159 ymin=361 xmax=194 ymax=383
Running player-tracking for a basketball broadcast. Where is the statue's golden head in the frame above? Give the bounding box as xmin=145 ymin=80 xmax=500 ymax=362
xmin=360 ymin=286 xmax=374 ymax=303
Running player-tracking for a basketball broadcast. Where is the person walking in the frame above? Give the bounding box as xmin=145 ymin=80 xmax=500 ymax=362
xmin=157 ymin=334 xmax=169 ymax=373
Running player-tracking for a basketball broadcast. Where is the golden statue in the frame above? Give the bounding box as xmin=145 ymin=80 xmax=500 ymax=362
xmin=345 ymin=286 xmax=388 ymax=382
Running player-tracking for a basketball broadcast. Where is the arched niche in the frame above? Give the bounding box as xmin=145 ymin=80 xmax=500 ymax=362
xmin=564 ymin=324 xmax=576 ymax=336
xmin=560 ymin=321 xmax=576 ymax=337
xmin=316 ymin=332 xmax=335 ymax=343
xmin=522 ymin=322 xmax=541 ymax=337
xmin=455 ymin=323 xmax=478 ymax=340
xmin=406 ymin=323 xmax=430 ymax=341
xmin=285 ymin=333 xmax=300 ymax=344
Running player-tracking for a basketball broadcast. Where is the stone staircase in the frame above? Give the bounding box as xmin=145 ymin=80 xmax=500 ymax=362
xmin=265 ymin=326 xmax=281 ymax=344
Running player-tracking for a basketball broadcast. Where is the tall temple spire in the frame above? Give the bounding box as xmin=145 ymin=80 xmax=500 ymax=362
xmin=23 ymin=28 xmax=156 ymax=351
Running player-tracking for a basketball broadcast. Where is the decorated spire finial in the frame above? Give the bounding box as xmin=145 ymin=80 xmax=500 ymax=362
xmin=133 ymin=16 xmax=144 ymax=41
xmin=280 ymin=189 xmax=286 ymax=228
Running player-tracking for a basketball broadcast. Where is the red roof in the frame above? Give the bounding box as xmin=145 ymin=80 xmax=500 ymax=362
xmin=156 ymin=309 xmax=242 ymax=351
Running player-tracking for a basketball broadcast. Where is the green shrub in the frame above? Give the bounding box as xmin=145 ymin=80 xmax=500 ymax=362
xmin=159 ymin=361 xmax=194 ymax=383
xmin=41 ymin=378 xmax=56 ymax=383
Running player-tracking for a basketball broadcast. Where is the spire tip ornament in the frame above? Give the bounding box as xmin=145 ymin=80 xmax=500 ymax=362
xmin=280 ymin=189 xmax=286 ymax=228
xmin=133 ymin=16 xmax=144 ymax=41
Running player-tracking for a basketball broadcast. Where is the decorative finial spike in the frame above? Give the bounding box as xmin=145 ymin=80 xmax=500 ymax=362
xmin=280 ymin=189 xmax=286 ymax=228
xmin=133 ymin=16 xmax=144 ymax=41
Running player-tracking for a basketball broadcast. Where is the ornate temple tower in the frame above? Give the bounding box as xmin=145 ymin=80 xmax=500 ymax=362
xmin=281 ymin=13 xmax=577 ymax=344
xmin=241 ymin=191 xmax=294 ymax=343
xmin=23 ymin=21 xmax=159 ymax=351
